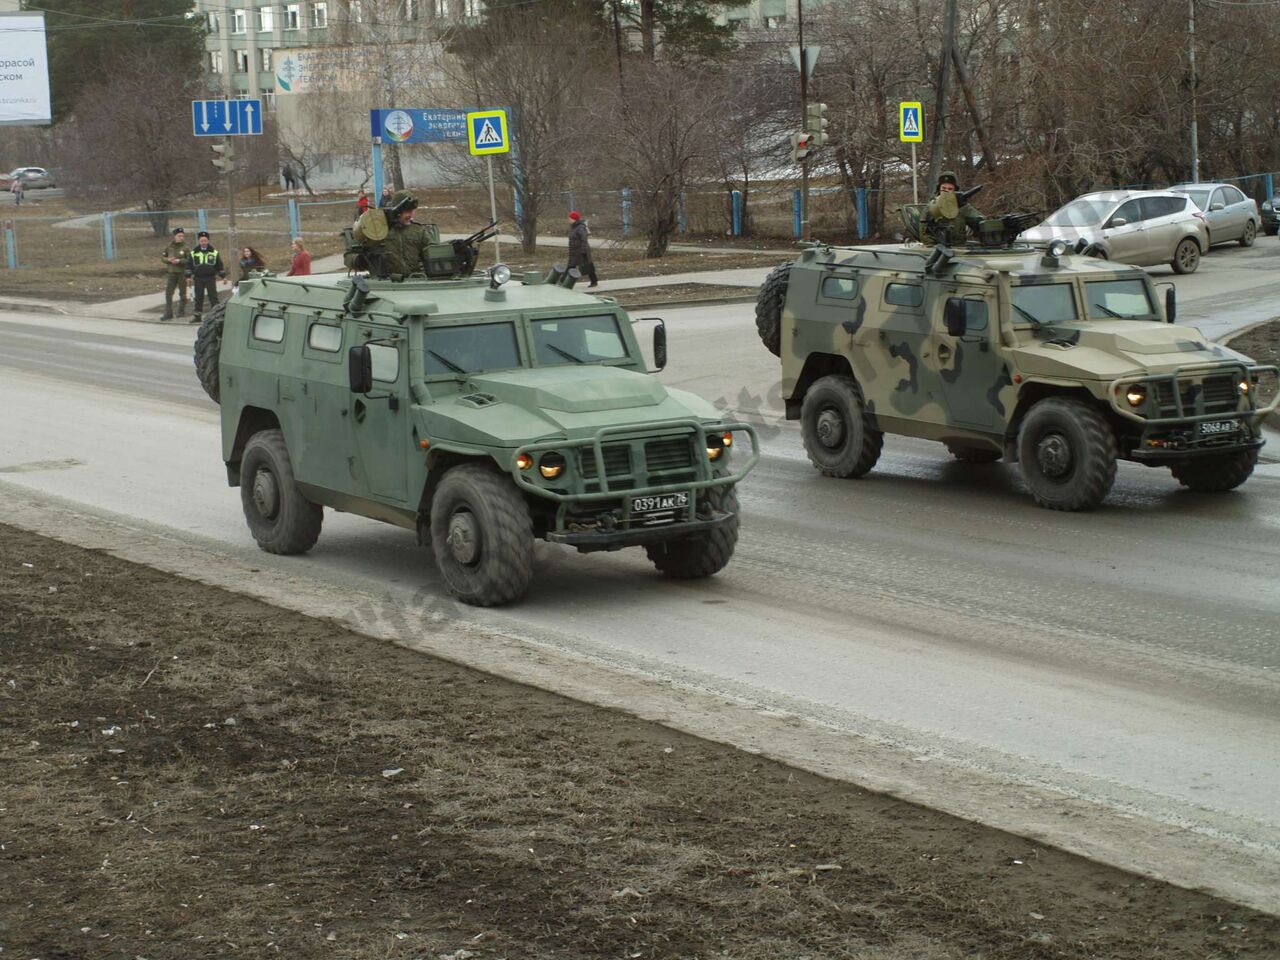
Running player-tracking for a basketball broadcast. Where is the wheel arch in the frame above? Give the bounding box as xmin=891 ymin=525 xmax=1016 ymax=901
xmin=226 ymin=406 xmax=282 ymax=486
xmin=786 ymin=352 xmax=855 ymax=420
xmin=1006 ymin=383 xmax=1104 ymax=461
xmin=416 ymin=449 xmax=511 ymax=532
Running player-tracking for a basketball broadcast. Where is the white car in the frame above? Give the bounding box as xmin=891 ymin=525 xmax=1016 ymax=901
xmin=1170 ymin=182 xmax=1259 ymax=247
xmin=1021 ymin=190 xmax=1209 ymax=274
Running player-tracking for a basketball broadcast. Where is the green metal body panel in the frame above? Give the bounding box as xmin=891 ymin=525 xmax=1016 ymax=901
xmin=218 ymin=272 xmax=758 ymax=545
xmin=779 ymin=242 xmax=1279 ymax=461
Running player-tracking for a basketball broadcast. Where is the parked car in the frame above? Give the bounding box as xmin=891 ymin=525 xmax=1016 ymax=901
xmin=0 ymin=167 xmax=56 ymax=190
xmin=1260 ymin=195 xmax=1280 ymax=236
xmin=1022 ymin=190 xmax=1208 ymax=274
xmin=1170 ymin=182 xmax=1259 ymax=247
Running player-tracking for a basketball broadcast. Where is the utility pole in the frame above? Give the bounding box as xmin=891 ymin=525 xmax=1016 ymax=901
xmin=1188 ymin=0 xmax=1199 ymax=183
xmin=928 ymin=0 xmax=959 ymax=192
xmin=798 ymin=1 xmax=810 ymax=241
xmin=611 ymin=0 xmax=625 ymax=87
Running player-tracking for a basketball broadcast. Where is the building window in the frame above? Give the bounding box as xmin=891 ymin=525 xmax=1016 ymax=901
xmin=257 ymin=5 xmax=273 ymax=31
xmin=206 ymin=11 xmax=220 ymax=33
xmin=260 ymin=89 xmax=276 ymax=109
xmin=311 ymin=2 xmax=328 ymax=28
xmin=406 ymin=0 xmax=419 ymax=18
xmin=284 ymin=3 xmax=300 ymax=29
xmin=260 ymin=47 xmax=273 ymax=70
xmin=350 ymin=1 xmax=363 ymax=23
xmin=234 ymin=50 xmax=250 ymax=73
xmin=462 ymin=0 xmax=480 ymax=16
xmin=433 ymin=0 xmax=447 ymax=15
xmin=209 ymin=50 xmax=224 ymax=74
xmin=231 ymin=7 xmax=247 ymax=33
xmin=764 ymin=15 xmax=786 ymax=28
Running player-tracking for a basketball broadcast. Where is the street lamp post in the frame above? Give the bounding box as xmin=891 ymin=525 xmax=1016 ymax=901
xmin=1189 ymin=0 xmax=1199 ymax=184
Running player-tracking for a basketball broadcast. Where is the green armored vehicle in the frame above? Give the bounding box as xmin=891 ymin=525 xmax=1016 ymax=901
xmin=194 ymin=267 xmax=757 ymax=605
xmin=755 ymin=219 xmax=1279 ymax=510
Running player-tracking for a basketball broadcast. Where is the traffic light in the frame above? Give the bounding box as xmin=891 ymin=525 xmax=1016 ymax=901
xmin=790 ymin=132 xmax=813 ymax=164
xmin=211 ymin=141 xmax=237 ymax=174
xmin=804 ymin=102 xmax=829 ymax=147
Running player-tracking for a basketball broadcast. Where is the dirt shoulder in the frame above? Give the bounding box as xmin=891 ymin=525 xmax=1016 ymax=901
xmin=3 ymin=524 xmax=1277 ymax=960
xmin=1226 ymin=317 xmax=1280 ymax=429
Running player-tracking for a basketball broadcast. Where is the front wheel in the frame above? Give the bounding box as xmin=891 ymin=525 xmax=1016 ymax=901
xmin=240 ymin=429 xmax=323 ymax=553
xmin=429 ymin=464 xmax=533 ymax=606
xmin=1016 ymin=398 xmax=1117 ymax=511
xmin=1240 ymin=220 xmax=1257 ymax=247
xmin=1171 ymin=237 xmax=1201 ymax=274
xmin=645 ymin=480 xmax=739 ymax=580
xmin=1170 ymin=449 xmax=1257 ymax=492
xmin=800 ymin=375 xmax=884 ymax=478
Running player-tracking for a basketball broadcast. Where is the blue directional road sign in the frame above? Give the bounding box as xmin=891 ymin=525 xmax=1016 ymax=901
xmin=192 ymin=99 xmax=264 ymax=138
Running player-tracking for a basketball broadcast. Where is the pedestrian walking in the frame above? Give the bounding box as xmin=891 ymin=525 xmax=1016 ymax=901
xmin=356 ymin=188 xmax=370 ymax=217
xmin=160 ymin=226 xmax=190 ymax=321
xmin=189 ymin=230 xmax=228 ymax=324
xmin=237 ymin=245 xmax=266 ymax=285
xmin=567 ymin=211 xmax=598 ymax=287
xmin=286 ymin=237 xmax=311 ymax=276
xmin=10 ymin=176 xmax=24 ymax=206
xmin=281 ymin=164 xmax=297 ymax=192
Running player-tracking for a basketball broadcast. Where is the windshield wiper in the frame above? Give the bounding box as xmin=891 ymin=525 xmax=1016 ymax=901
xmin=547 ymin=344 xmax=585 ymax=364
xmin=428 ymin=349 xmax=466 ymax=374
xmin=1091 ymin=303 xmax=1122 ymax=318
xmin=1012 ymin=303 xmax=1044 ymax=328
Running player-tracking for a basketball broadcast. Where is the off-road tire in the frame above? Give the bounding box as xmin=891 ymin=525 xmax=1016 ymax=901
xmin=1240 ymin=220 xmax=1257 ymax=247
xmin=644 ymin=478 xmax=740 ymax=580
xmin=754 ymin=262 xmax=792 ymax=357
xmin=193 ymin=302 xmax=226 ymax=403
xmin=1170 ymin=449 xmax=1258 ymax=492
xmin=801 ymin=375 xmax=884 ymax=478
xmin=1017 ymin=397 xmax=1117 ymax=511
xmin=946 ymin=442 xmax=1001 ymax=464
xmin=429 ymin=463 xmax=534 ymax=606
xmin=1171 ymin=237 xmax=1201 ymax=275
xmin=240 ymin=429 xmax=323 ymax=554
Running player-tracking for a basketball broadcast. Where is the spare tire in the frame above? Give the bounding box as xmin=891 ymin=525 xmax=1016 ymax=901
xmin=754 ymin=261 xmax=792 ymax=357
xmin=193 ymin=301 xmax=226 ymax=404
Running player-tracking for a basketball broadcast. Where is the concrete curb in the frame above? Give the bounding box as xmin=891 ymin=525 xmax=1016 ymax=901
xmin=0 ymin=299 xmax=67 ymax=317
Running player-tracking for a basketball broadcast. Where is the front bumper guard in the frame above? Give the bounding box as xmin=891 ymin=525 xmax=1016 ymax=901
xmin=1107 ymin=362 xmax=1280 ymax=426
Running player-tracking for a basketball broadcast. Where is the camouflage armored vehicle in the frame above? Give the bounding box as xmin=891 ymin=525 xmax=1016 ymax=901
xmin=194 ymin=266 xmax=757 ymax=605
xmin=755 ymin=218 xmax=1279 ymax=510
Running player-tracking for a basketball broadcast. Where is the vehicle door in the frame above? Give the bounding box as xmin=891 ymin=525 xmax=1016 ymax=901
xmin=931 ymin=286 xmax=1002 ymax=430
xmin=871 ymin=276 xmax=947 ymax=425
xmin=1219 ymin=185 xmax=1250 ymax=239
xmin=1100 ymin=198 xmax=1151 ymax=263
xmin=348 ymin=325 xmax=409 ymax=503
xmin=295 ymin=316 xmax=359 ymax=495
xmin=1140 ymin=196 xmax=1188 ymax=262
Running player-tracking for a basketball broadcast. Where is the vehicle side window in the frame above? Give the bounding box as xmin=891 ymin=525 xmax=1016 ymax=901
xmin=1110 ymin=199 xmax=1143 ymax=225
xmin=252 ymin=314 xmax=285 ymax=343
xmin=1224 ymin=185 xmax=1246 ymax=205
xmin=885 ymin=283 xmax=923 ymax=307
xmin=1211 ymin=188 xmax=1227 ymax=208
xmin=963 ymin=299 xmax=989 ymax=332
xmin=307 ymin=322 xmax=342 ymax=353
xmin=369 ymin=343 xmax=400 ymax=383
xmin=821 ymin=275 xmax=859 ymax=300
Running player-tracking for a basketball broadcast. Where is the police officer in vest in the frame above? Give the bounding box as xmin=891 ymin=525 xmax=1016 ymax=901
xmin=189 ymin=230 xmax=228 ymax=324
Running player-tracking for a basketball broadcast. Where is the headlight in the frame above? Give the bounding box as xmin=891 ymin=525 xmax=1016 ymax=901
xmin=720 ymin=431 xmax=733 ymax=448
xmin=1125 ymin=385 xmax=1147 ymax=407
xmin=489 ymin=263 xmax=512 ymax=288
xmin=705 ymin=434 xmax=726 ymax=460
xmin=1264 ymin=202 xmax=1273 ymax=211
xmin=1048 ymin=239 xmax=1069 ymax=258
xmin=539 ymin=451 xmax=566 ymax=479
xmin=515 ymin=453 xmax=533 ymax=471
xmin=1239 ymin=379 xmax=1250 ymax=395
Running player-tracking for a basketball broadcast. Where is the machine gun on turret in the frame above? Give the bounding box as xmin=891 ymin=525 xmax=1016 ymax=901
xmin=425 ymin=220 xmax=498 ymax=279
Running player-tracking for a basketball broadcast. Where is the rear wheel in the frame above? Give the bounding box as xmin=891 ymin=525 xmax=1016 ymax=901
xmin=801 ymin=375 xmax=883 ymax=478
xmin=1240 ymin=220 xmax=1257 ymax=247
xmin=240 ymin=429 xmax=323 ymax=554
xmin=193 ymin=302 xmax=226 ymax=403
xmin=645 ymin=479 xmax=739 ymax=580
xmin=1170 ymin=449 xmax=1257 ymax=492
xmin=1017 ymin=398 xmax=1116 ymax=511
xmin=754 ymin=262 xmax=792 ymax=357
xmin=1171 ymin=237 xmax=1200 ymax=274
xmin=429 ymin=463 xmax=533 ymax=606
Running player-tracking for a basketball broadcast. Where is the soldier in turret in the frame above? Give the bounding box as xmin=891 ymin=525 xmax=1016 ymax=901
xmin=348 ymin=190 xmax=441 ymax=278
xmin=924 ymin=171 xmax=983 ymax=245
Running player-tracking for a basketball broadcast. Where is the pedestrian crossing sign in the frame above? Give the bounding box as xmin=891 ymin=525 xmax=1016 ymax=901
xmin=899 ymin=102 xmax=923 ymax=143
xmin=466 ymin=109 xmax=510 ymax=156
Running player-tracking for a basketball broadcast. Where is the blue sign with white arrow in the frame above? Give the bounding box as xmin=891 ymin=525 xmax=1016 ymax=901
xmin=192 ymin=99 xmax=263 ymax=137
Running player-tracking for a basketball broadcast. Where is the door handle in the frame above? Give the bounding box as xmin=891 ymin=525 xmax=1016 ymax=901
xmin=937 ymin=344 xmax=952 ymax=361
xmin=353 ymin=399 xmax=366 ymax=423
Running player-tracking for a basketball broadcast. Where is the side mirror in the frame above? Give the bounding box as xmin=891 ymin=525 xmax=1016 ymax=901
xmin=348 ymin=344 xmax=373 ymax=393
xmin=1165 ymin=286 xmax=1176 ymax=325
xmin=944 ymin=297 xmax=967 ymax=337
xmin=1107 ymin=217 xmax=1128 ymax=228
xmin=653 ymin=320 xmax=668 ymax=371
xmin=1209 ymin=202 xmax=1225 ymax=212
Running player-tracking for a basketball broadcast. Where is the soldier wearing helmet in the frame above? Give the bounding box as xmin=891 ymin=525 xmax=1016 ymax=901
xmin=347 ymin=189 xmax=440 ymax=277
xmin=924 ymin=171 xmax=983 ymax=245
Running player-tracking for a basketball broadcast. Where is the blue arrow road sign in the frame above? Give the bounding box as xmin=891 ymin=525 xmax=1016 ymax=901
xmin=192 ymin=99 xmax=263 ymax=137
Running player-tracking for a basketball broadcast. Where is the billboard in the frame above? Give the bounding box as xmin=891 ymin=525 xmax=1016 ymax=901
xmin=0 ymin=12 xmax=52 ymax=126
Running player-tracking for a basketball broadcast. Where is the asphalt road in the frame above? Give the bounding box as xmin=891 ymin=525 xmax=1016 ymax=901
xmin=2 ymin=241 xmax=1279 ymax=911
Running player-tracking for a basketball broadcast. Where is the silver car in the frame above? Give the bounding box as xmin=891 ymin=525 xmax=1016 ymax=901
xmin=1170 ymin=182 xmax=1259 ymax=247
xmin=1022 ymin=190 xmax=1209 ymax=274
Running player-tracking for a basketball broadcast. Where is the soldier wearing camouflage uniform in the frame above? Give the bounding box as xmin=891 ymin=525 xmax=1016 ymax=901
xmin=354 ymin=191 xmax=441 ymax=278
xmin=924 ymin=171 xmax=983 ymax=245
xmin=160 ymin=227 xmax=190 ymax=321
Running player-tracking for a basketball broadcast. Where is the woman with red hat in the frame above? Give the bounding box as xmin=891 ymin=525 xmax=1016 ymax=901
xmin=567 ymin=210 xmax=598 ymax=287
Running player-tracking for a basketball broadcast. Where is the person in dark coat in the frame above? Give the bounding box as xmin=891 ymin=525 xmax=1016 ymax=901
xmin=189 ymin=230 xmax=228 ymax=324
xmin=566 ymin=211 xmax=598 ymax=287
xmin=237 ymin=246 xmax=266 ymax=285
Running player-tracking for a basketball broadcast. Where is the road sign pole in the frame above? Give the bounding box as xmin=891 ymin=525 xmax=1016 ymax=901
xmin=911 ymin=143 xmax=919 ymax=205
xmin=225 ymin=138 xmax=238 ymax=254
xmin=486 ymin=156 xmax=500 ymax=264
xmin=371 ymin=140 xmax=383 ymax=202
